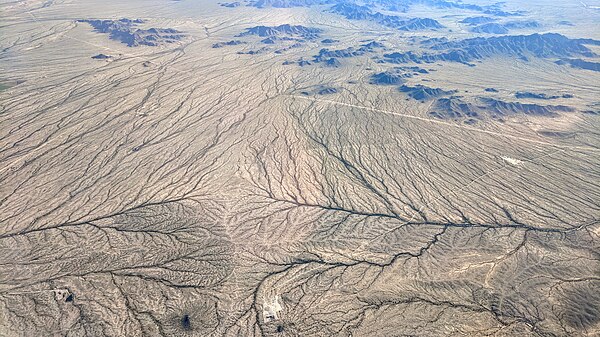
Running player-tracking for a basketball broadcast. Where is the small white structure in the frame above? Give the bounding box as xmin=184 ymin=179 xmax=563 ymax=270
xmin=262 ymin=295 xmax=283 ymax=323
xmin=501 ymin=156 xmax=524 ymax=166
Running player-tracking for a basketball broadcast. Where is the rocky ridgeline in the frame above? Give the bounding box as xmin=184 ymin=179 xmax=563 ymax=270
xmin=399 ymin=84 xmax=457 ymax=101
xmin=237 ymin=24 xmax=322 ymax=39
xmin=467 ymin=20 xmax=541 ymax=35
xmin=212 ymin=40 xmax=245 ymax=48
xmin=329 ymin=3 xmax=444 ymax=31
xmin=383 ymin=33 xmax=599 ymax=65
xmin=515 ymin=92 xmax=573 ymax=100
xmin=369 ymin=66 xmax=429 ymax=85
xmin=428 ymin=96 xmax=575 ymax=123
xmin=79 ymin=18 xmax=184 ymax=47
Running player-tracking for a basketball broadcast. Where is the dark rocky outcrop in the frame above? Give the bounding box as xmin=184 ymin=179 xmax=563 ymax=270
xmin=370 ymin=71 xmax=409 ymax=85
xmin=399 ymin=84 xmax=457 ymax=100
xmin=237 ymin=48 xmax=267 ymax=55
xmin=324 ymin=57 xmax=342 ymax=67
xmin=318 ymin=86 xmax=338 ymax=95
xmin=429 ymin=97 xmax=480 ymax=120
xmin=481 ymin=97 xmax=574 ymax=116
xmin=470 ymin=23 xmax=508 ymax=34
xmin=329 ymin=3 xmax=444 ymax=31
xmin=370 ymin=67 xmax=428 ymax=85
xmin=79 ymin=19 xmax=184 ymax=47
xmin=314 ymin=47 xmax=364 ymax=61
xmin=330 ymin=3 xmax=371 ymax=20
xmin=399 ymin=66 xmax=429 ymax=74
xmin=556 ymin=58 xmax=600 ymax=72
xmin=219 ymin=2 xmax=240 ymax=7
xmin=299 ymin=85 xmax=338 ymax=95
xmin=470 ymin=20 xmax=541 ymax=35
xmin=514 ymin=91 xmax=572 ymax=100
xmin=484 ymin=88 xmax=499 ymax=92
xmin=238 ymin=24 xmax=322 ymax=39
xmin=212 ymin=40 xmax=245 ymax=48
xmin=298 ymin=59 xmax=312 ymax=66
xmin=361 ymin=41 xmax=385 ymax=50
xmin=91 ymin=53 xmax=111 ymax=59
xmin=430 ymin=33 xmax=595 ymax=58
xmin=312 ymin=40 xmax=384 ymax=64
xmin=504 ymin=20 xmax=541 ymax=29
xmin=429 ymin=96 xmax=575 ymax=121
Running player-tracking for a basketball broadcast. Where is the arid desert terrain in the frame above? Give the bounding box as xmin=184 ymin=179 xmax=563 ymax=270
xmin=1 ymin=0 xmax=599 ymax=336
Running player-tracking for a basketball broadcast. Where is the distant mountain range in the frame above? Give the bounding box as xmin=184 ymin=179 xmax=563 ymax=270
xmin=384 ymin=33 xmax=599 ymax=65
xmin=245 ymin=0 xmax=524 ymax=17
xmin=329 ymin=3 xmax=444 ymax=31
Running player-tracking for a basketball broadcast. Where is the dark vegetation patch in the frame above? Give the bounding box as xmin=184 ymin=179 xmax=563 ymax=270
xmin=181 ymin=314 xmax=192 ymax=331
xmin=163 ymin=301 xmax=219 ymax=336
